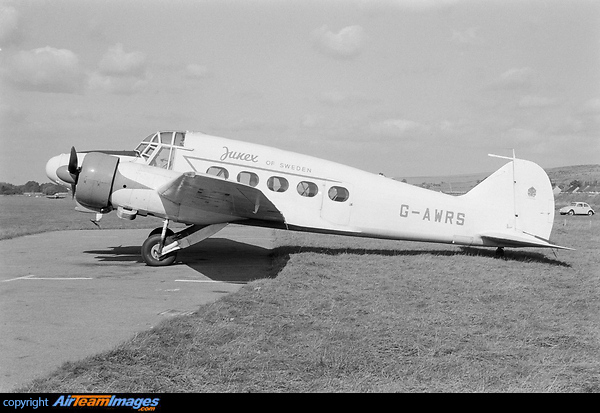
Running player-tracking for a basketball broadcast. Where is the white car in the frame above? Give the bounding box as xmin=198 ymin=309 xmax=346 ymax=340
xmin=559 ymin=202 xmax=595 ymax=216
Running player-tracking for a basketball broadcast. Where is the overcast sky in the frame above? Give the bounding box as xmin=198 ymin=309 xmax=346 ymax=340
xmin=1 ymin=0 xmax=599 ymax=184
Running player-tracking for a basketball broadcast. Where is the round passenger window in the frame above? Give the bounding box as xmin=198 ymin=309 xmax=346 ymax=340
xmin=328 ymin=186 xmax=349 ymax=202
xmin=237 ymin=171 xmax=259 ymax=187
xmin=297 ymin=181 xmax=318 ymax=197
xmin=267 ymin=176 xmax=289 ymax=193
xmin=206 ymin=166 xmax=229 ymax=179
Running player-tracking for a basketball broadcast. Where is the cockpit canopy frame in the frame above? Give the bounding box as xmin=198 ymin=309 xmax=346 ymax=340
xmin=135 ymin=131 xmax=186 ymax=170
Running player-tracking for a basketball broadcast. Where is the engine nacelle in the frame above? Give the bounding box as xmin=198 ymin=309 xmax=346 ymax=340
xmin=76 ymin=152 xmax=119 ymax=211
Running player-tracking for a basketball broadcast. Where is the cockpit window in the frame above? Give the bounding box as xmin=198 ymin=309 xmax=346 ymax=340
xmin=149 ymin=146 xmax=173 ymax=169
xmin=134 ymin=131 xmax=186 ymax=169
xmin=174 ymin=132 xmax=185 ymax=146
xmin=160 ymin=132 xmax=173 ymax=145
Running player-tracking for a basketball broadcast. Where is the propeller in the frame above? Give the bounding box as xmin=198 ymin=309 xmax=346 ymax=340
xmin=56 ymin=147 xmax=80 ymax=198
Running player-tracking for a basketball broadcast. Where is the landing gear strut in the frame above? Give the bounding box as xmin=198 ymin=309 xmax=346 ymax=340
xmin=140 ymin=220 xmax=229 ymax=266
xmin=141 ymin=219 xmax=176 ymax=266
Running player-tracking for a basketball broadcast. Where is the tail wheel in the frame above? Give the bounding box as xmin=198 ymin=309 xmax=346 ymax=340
xmin=141 ymin=234 xmax=177 ymax=266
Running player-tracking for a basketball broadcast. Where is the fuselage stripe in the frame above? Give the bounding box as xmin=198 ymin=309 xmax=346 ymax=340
xmin=182 ymin=155 xmax=342 ymax=183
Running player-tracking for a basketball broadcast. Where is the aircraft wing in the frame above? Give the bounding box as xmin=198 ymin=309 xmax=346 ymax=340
xmin=479 ymin=231 xmax=573 ymax=250
xmin=157 ymin=172 xmax=285 ymax=223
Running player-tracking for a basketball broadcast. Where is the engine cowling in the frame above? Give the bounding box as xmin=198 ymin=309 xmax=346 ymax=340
xmin=75 ymin=152 xmax=120 ymax=211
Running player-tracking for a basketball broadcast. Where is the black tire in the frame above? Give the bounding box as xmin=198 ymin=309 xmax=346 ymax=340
xmin=141 ymin=234 xmax=177 ymax=266
xmin=148 ymin=227 xmax=175 ymax=238
xmin=568 ymin=210 xmax=575 ymax=215
xmin=588 ymin=211 xmax=594 ymax=216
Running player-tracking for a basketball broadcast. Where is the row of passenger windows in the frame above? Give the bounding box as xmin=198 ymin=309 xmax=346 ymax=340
xmin=205 ymin=166 xmax=349 ymax=202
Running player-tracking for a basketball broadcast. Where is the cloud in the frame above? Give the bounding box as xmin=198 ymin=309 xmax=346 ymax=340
xmin=98 ymin=43 xmax=146 ymax=77
xmin=221 ymin=117 xmax=288 ymax=137
xmin=311 ymin=25 xmax=366 ymax=59
xmin=580 ymin=98 xmax=600 ymax=114
xmin=90 ymin=43 xmax=150 ymax=94
xmin=518 ymin=95 xmax=559 ymax=108
xmin=0 ymin=103 xmax=28 ymax=128
xmin=0 ymin=3 xmax=19 ymax=45
xmin=546 ymin=113 xmax=593 ymax=135
xmin=317 ymin=90 xmax=376 ymax=107
xmin=228 ymin=117 xmax=267 ymax=132
xmin=300 ymin=114 xmax=322 ymax=129
xmin=451 ymin=27 xmax=483 ymax=45
xmin=4 ymin=46 xmax=84 ymax=93
xmin=185 ymin=63 xmax=210 ymax=79
xmin=391 ymin=0 xmax=459 ymax=10
xmin=493 ymin=67 xmax=536 ymax=90
xmin=357 ymin=0 xmax=459 ymax=13
xmin=438 ymin=118 xmax=472 ymax=134
xmin=370 ymin=118 xmax=430 ymax=139
xmin=502 ymin=127 xmax=543 ymax=145
xmin=87 ymin=72 xmax=150 ymax=95
xmin=234 ymin=88 xmax=264 ymax=100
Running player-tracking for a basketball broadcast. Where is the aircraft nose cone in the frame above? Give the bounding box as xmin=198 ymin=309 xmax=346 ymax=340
xmin=45 ymin=153 xmax=69 ymax=185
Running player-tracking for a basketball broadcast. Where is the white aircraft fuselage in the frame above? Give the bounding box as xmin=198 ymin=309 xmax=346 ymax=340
xmin=45 ymin=131 xmax=568 ymax=266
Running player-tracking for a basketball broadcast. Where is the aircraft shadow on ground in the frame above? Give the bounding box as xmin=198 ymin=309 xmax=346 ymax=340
xmin=84 ymin=237 xmax=570 ymax=283
xmin=271 ymin=245 xmax=570 ymax=267
xmin=84 ymin=238 xmax=282 ymax=283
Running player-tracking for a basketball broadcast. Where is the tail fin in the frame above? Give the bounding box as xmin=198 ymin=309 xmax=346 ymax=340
xmin=463 ymin=157 xmax=569 ymax=249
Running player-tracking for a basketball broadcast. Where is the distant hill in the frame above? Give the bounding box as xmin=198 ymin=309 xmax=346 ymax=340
xmin=394 ymin=171 xmax=489 ymax=195
xmin=395 ymin=164 xmax=600 ymax=195
xmin=545 ymin=164 xmax=600 ymax=193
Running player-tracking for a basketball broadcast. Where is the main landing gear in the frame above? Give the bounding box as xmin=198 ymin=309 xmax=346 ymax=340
xmin=495 ymin=247 xmax=505 ymax=258
xmin=140 ymin=219 xmax=229 ymax=266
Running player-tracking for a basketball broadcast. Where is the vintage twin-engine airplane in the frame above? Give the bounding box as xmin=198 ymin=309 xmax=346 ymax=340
xmin=45 ymin=130 xmax=569 ymax=266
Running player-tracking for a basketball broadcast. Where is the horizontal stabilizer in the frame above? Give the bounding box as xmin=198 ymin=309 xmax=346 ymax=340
xmin=479 ymin=231 xmax=573 ymax=250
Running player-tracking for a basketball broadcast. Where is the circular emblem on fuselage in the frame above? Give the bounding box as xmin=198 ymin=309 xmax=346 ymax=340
xmin=528 ymin=187 xmax=537 ymax=198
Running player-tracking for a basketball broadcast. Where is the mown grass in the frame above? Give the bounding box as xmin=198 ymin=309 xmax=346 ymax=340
xmin=0 ymin=196 xmax=172 ymax=239
xmin=12 ymin=201 xmax=599 ymax=392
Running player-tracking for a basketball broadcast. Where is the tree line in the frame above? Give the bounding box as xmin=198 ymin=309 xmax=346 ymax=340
xmin=0 ymin=181 xmax=68 ymax=195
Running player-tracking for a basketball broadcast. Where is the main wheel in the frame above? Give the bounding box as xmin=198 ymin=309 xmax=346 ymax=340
xmin=148 ymin=227 xmax=175 ymax=238
xmin=141 ymin=234 xmax=177 ymax=266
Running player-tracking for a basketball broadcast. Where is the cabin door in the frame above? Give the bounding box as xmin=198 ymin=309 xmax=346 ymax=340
xmin=320 ymin=182 xmax=353 ymax=226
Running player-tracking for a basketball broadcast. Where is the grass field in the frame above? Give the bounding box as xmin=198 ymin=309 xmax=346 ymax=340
xmin=0 ymin=196 xmax=182 ymax=240
xmin=3 ymin=195 xmax=599 ymax=392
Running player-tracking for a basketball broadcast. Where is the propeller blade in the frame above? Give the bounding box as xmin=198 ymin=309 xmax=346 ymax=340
xmin=68 ymin=146 xmax=79 ymax=175
xmin=67 ymin=147 xmax=80 ymax=198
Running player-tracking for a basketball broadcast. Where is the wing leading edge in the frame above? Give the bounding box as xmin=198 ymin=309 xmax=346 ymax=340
xmin=157 ymin=172 xmax=285 ymax=224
